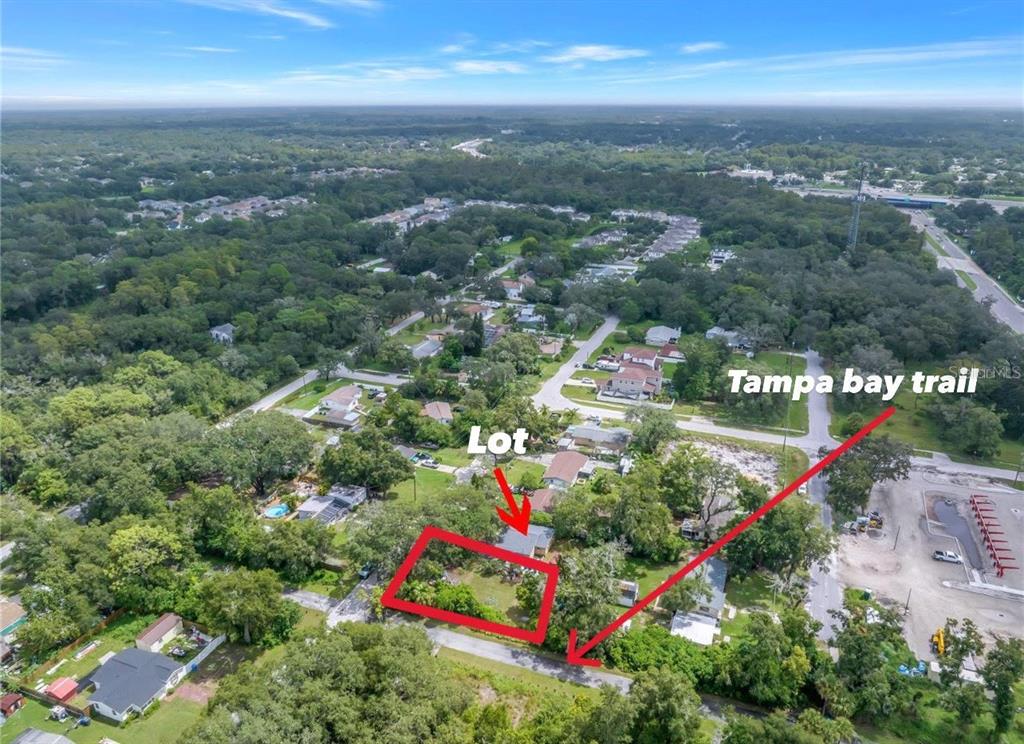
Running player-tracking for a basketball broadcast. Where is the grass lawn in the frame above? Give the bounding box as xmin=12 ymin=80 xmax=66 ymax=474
xmin=4 ymin=696 xmax=203 ymax=744
xmin=432 ymin=446 xmax=474 ymax=467
xmin=451 ymin=568 xmax=527 ymax=625
xmin=389 ymin=468 xmax=455 ymax=505
xmin=438 ymin=647 xmax=602 ymax=704
xmin=831 ymin=365 xmax=1024 ymax=469
xmin=275 ymin=377 xmax=389 ymax=412
xmin=923 ymin=231 xmax=949 ymax=256
xmin=294 ymin=566 xmax=356 ymax=599
xmin=621 ymin=556 xmax=685 ymax=596
xmin=501 ymin=459 xmax=545 ymax=487
xmin=31 ymin=614 xmax=157 ymax=684
xmin=956 ymin=270 xmax=978 ymax=290
xmin=391 ymin=318 xmax=447 ymax=346
xmin=720 ymin=572 xmax=790 ymax=639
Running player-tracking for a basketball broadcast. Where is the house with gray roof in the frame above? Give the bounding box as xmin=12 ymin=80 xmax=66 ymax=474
xmin=495 ymin=524 xmax=555 ymax=559
xmin=296 ymin=485 xmax=367 ymax=525
xmin=209 ymin=323 xmax=236 ymax=344
xmin=87 ymin=648 xmax=185 ymax=722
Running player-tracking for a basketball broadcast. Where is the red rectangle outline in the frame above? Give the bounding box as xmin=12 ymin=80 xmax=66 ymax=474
xmin=379 ymin=524 xmax=560 ymax=644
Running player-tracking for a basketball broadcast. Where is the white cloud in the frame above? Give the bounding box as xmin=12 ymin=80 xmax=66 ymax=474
xmin=680 ymin=41 xmax=725 ymax=54
xmin=440 ymin=44 xmax=466 ymax=54
xmin=249 ymin=34 xmax=286 ymax=40
xmin=453 ymin=60 xmax=526 ymax=74
xmin=186 ymin=46 xmax=239 ymax=53
xmin=282 ymin=63 xmax=447 ymax=84
xmin=542 ymin=44 xmax=647 ymax=64
xmin=312 ymin=0 xmax=382 ymax=9
xmin=182 ymin=0 xmax=333 ymax=29
xmin=0 ymin=46 xmax=68 ymax=71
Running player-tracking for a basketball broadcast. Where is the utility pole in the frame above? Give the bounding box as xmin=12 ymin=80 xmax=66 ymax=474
xmin=846 ymin=164 xmax=867 ymax=254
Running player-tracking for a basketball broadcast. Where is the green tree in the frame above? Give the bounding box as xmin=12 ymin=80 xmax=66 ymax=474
xmin=318 ymin=426 xmax=413 ymax=494
xmin=198 ymin=568 xmax=300 ymax=645
xmin=626 ymin=405 xmax=678 ymax=455
xmin=982 ymin=635 xmax=1024 ymax=734
xmin=220 ymin=412 xmax=314 ymax=498
xmin=107 ymin=523 xmax=187 ymax=611
xmin=628 ymin=666 xmax=707 ymax=744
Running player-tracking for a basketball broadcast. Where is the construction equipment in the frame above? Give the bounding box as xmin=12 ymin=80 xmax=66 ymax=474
xmin=930 ymin=627 xmax=946 ymax=656
xmin=867 ymin=511 xmax=884 ymax=529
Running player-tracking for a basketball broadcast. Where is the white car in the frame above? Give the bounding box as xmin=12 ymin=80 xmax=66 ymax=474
xmin=932 ymin=550 xmax=963 ymax=564
xmin=797 ymin=483 xmax=808 ymax=495
xmin=580 ymin=377 xmax=595 ymax=385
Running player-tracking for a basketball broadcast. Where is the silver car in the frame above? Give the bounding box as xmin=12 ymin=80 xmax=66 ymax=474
xmin=932 ymin=550 xmax=963 ymax=564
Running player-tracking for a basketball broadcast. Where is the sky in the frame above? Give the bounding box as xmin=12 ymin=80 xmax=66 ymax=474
xmin=2 ymin=0 xmax=1022 ymax=109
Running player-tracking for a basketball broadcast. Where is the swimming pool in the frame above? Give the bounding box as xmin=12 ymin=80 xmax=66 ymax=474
xmin=264 ymin=504 xmax=290 ymax=518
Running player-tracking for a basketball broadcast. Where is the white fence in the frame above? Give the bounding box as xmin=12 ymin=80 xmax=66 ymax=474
xmin=186 ymin=634 xmax=226 ymax=673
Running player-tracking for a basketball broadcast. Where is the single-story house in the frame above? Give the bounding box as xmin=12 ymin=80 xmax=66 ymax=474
xmin=496 ymin=524 xmax=555 ymax=559
xmin=11 ymin=730 xmax=75 ymax=744
xmin=88 ymin=648 xmax=185 ymax=723
xmin=296 ymin=485 xmax=368 ymax=525
xmin=421 ymin=401 xmax=453 ymax=424
xmin=459 ymin=303 xmax=494 ymax=321
xmin=668 ymin=557 xmax=729 ymax=646
xmin=529 ymin=488 xmax=559 ymax=512
xmin=645 ymin=325 xmax=681 ymax=346
xmin=322 ymin=407 xmax=361 ymax=430
xmin=616 ymin=580 xmax=640 ymax=607
xmin=0 ymin=599 xmax=26 ymax=640
xmin=621 ymin=347 xmax=658 ymax=369
xmin=209 ymin=322 xmax=236 ymax=344
xmin=412 ymin=338 xmax=443 ymax=359
xmin=395 ymin=444 xmax=418 ymax=461
xmin=538 ymin=339 xmax=563 ymax=356
xmin=517 ymin=305 xmax=546 ymax=329
xmin=1 ymin=692 xmax=25 ymax=717
xmin=705 ymin=326 xmax=751 ymax=350
xmin=320 ymin=384 xmax=361 ymax=413
xmin=564 ymin=424 xmax=632 ymax=454
xmin=542 ymin=451 xmax=589 ymax=490
xmin=708 ymin=248 xmax=736 ymax=269
xmin=500 ymin=279 xmax=524 ymax=300
xmin=658 ymin=344 xmax=686 ymax=362
xmin=136 ymin=613 xmax=182 ymax=653
xmin=44 ymin=677 xmax=77 ymax=703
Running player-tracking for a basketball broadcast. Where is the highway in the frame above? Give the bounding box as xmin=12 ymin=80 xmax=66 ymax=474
xmin=906 ymin=210 xmax=1024 ymax=334
xmin=778 ymin=184 xmax=1020 ymax=214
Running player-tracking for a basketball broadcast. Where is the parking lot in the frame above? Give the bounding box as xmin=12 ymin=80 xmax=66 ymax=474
xmin=836 ymin=471 xmax=1023 ymax=658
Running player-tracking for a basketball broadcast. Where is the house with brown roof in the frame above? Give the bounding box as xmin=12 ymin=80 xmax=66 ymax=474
xmin=658 ymin=343 xmax=686 ymax=362
xmin=1 ymin=692 xmax=24 ymax=717
xmin=421 ymin=401 xmax=453 ymax=424
xmin=321 ymin=384 xmax=361 ymax=413
xmin=621 ymin=347 xmax=658 ymax=369
xmin=538 ymin=339 xmax=563 ymax=356
xmin=599 ymin=362 xmax=664 ymax=400
xmin=459 ymin=303 xmax=494 ymax=320
xmin=542 ymin=451 xmax=590 ymax=490
xmin=530 ymin=488 xmax=559 ymax=512
xmin=136 ymin=612 xmax=182 ymax=653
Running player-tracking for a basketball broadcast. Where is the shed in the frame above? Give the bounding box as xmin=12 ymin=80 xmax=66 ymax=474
xmin=136 ymin=613 xmax=183 ymax=653
xmin=45 ymin=677 xmax=77 ymax=703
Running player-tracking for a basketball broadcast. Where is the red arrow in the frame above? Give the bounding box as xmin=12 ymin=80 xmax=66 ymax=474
xmin=494 ymin=467 xmax=531 ymax=535
xmin=565 ymin=406 xmax=896 ymax=667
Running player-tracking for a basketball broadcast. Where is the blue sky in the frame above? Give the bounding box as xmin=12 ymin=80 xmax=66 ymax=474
xmin=2 ymin=0 xmax=1022 ymax=108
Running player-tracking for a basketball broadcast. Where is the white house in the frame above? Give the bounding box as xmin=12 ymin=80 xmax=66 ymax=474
xmin=209 ymin=323 xmax=236 ymax=344
xmin=88 ymin=648 xmax=185 ymax=722
xmin=135 ymin=613 xmax=182 ymax=653
xmin=321 ymin=385 xmax=361 ymax=413
xmin=645 ymin=325 xmax=681 ymax=346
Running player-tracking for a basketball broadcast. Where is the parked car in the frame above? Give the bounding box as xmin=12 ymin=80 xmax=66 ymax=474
xmin=580 ymin=377 xmax=594 ymax=384
xmin=797 ymin=483 xmax=808 ymax=495
xmin=932 ymin=550 xmax=963 ymax=564
xmin=358 ymin=563 xmax=375 ymax=579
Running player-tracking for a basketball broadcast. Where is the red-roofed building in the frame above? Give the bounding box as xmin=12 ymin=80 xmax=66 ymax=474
xmin=599 ymin=362 xmax=663 ymax=400
xmin=530 ymin=488 xmax=559 ymax=512
xmin=46 ymin=677 xmax=77 ymax=703
xmin=621 ymin=347 xmax=658 ymax=369
xmin=658 ymin=344 xmax=686 ymax=362
xmin=421 ymin=401 xmax=453 ymax=424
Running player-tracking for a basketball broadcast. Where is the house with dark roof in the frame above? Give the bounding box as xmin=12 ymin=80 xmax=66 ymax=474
xmin=136 ymin=613 xmax=182 ymax=653
xmin=542 ymin=451 xmax=589 ymax=490
xmin=495 ymin=524 xmax=555 ymax=559
xmin=296 ymin=485 xmax=367 ymax=524
xmin=87 ymin=648 xmax=185 ymax=722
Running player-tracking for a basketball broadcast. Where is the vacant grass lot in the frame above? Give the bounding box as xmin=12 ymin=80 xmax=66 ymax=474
xmin=451 ymin=567 xmax=528 ymax=626
xmin=389 ymin=468 xmax=455 ymax=505
xmin=832 ymin=364 xmax=1024 ymax=469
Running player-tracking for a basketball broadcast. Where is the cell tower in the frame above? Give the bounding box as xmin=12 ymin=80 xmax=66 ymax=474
xmin=846 ymin=164 xmax=866 ymax=252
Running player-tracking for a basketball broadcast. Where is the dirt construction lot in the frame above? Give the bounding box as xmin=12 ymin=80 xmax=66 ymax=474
xmin=836 ymin=471 xmax=1023 ymax=659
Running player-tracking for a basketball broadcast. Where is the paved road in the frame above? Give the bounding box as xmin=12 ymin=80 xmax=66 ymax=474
xmin=424 ymin=626 xmax=632 ymax=692
xmin=386 ymin=311 xmax=426 ymax=337
xmin=906 ymin=210 xmax=1024 ymax=334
